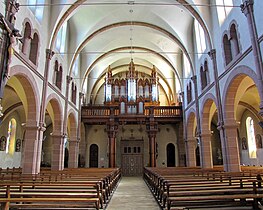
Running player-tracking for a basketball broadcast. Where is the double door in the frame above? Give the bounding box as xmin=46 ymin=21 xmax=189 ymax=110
xmin=121 ymin=140 xmax=143 ymax=176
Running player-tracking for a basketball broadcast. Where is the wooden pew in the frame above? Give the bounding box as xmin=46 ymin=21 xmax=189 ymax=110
xmin=144 ymin=167 xmax=263 ymax=210
xmin=0 ymin=167 xmax=121 ymax=210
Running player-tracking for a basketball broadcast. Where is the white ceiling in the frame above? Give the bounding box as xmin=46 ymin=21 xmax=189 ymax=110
xmin=49 ymin=0 xmax=211 ymax=97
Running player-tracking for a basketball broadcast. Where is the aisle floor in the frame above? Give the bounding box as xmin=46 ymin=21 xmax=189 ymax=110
xmin=106 ymin=176 xmax=161 ymax=210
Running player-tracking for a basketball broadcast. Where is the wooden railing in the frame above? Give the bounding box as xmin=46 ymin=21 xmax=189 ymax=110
xmin=81 ymin=105 xmax=182 ymax=118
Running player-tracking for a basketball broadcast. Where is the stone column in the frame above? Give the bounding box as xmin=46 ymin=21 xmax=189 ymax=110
xmin=191 ymin=75 xmax=202 ymax=148
xmin=208 ymin=49 xmax=228 ymax=170
xmin=200 ymin=132 xmax=213 ymax=168
xmin=22 ymin=122 xmax=41 ymax=174
xmin=68 ymin=139 xmax=79 ymax=168
xmin=51 ymin=133 xmax=64 ymax=170
xmin=241 ymin=0 xmax=263 ymax=116
xmin=62 ymin=76 xmax=72 ymax=136
xmin=223 ymin=120 xmax=241 ymax=172
xmin=185 ymin=137 xmax=197 ymax=167
xmin=76 ymin=92 xmax=85 ymax=166
xmin=61 ymin=76 xmax=72 ymax=167
xmin=35 ymin=49 xmax=54 ymax=174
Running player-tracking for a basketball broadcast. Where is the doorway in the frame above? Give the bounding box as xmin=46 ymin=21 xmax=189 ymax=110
xmin=89 ymin=144 xmax=99 ymax=167
xmin=166 ymin=143 xmax=175 ymax=167
xmin=121 ymin=139 xmax=144 ymax=176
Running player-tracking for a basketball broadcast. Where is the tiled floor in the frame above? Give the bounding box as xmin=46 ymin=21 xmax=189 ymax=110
xmin=106 ymin=176 xmax=161 ymax=210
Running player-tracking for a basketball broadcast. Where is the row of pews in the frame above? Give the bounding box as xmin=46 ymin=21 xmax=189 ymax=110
xmin=144 ymin=166 xmax=263 ymax=210
xmin=0 ymin=167 xmax=121 ymax=209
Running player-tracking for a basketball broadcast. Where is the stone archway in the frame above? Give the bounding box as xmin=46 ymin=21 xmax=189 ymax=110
xmin=186 ymin=111 xmax=198 ymax=167
xmin=45 ymin=95 xmax=63 ymax=171
xmin=200 ymin=96 xmax=218 ymax=168
xmin=67 ymin=111 xmax=79 ymax=168
xmin=5 ymin=66 xmax=40 ymax=174
xmin=223 ymin=70 xmax=261 ymax=171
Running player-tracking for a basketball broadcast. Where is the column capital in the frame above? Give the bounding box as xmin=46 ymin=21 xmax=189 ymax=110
xmin=148 ymin=131 xmax=157 ymax=138
xmin=46 ymin=49 xmax=54 ymax=60
xmin=224 ymin=120 xmax=239 ymax=129
xmin=190 ymin=75 xmax=197 ymax=82
xmin=217 ymin=121 xmax=225 ymax=131
xmin=66 ymin=75 xmax=73 ymax=84
xmin=241 ymin=0 xmax=254 ymax=16
xmin=208 ymin=49 xmax=216 ymax=59
xmin=200 ymin=132 xmax=212 ymax=138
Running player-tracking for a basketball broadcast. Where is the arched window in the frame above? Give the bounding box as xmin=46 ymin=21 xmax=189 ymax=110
xmin=6 ymin=118 xmax=17 ymax=155
xmin=54 ymin=60 xmax=59 ymax=87
xmin=29 ymin=33 xmax=39 ymax=65
xmin=223 ymin=34 xmax=232 ymax=65
xmin=204 ymin=60 xmax=209 ymax=85
xmin=28 ymin=0 xmax=45 ymax=22
xmin=22 ymin=22 xmax=31 ymax=56
xmin=71 ymin=82 xmax=77 ymax=105
xmin=200 ymin=66 xmax=205 ymax=90
xmin=246 ymin=117 xmax=256 ymax=158
xmin=230 ymin=24 xmax=240 ymax=57
xmin=55 ymin=64 xmax=63 ymax=90
xmin=201 ymin=61 xmax=209 ymax=90
xmin=187 ymin=82 xmax=192 ymax=104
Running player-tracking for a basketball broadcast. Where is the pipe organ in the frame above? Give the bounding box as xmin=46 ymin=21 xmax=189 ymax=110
xmin=104 ymin=59 xmax=159 ymax=114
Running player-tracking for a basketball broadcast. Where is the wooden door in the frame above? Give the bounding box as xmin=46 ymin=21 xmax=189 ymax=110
xmin=121 ymin=139 xmax=143 ymax=176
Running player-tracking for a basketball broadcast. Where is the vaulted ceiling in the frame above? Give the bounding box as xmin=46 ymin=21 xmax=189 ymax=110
xmin=48 ymin=0 xmax=213 ymax=103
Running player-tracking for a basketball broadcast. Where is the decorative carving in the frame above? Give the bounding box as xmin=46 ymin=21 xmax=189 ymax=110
xmin=241 ymin=137 xmax=247 ymax=150
xmin=256 ymin=134 xmax=262 ymax=149
xmin=0 ymin=136 xmax=6 ymax=151
xmin=15 ymin=138 xmax=21 ymax=152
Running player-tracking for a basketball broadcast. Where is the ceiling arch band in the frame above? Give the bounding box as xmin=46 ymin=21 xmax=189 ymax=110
xmin=48 ymin=0 xmax=213 ymax=81
xmin=81 ymin=46 xmax=181 ymax=92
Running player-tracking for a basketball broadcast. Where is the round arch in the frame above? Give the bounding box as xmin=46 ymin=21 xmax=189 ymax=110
xmin=222 ymin=65 xmax=260 ymax=121
xmin=9 ymin=65 xmax=40 ymax=123
xmin=45 ymin=93 xmax=63 ymax=134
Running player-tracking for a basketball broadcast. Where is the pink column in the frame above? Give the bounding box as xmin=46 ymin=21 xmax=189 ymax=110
xmin=68 ymin=139 xmax=79 ymax=168
xmin=51 ymin=133 xmax=64 ymax=170
xmin=148 ymin=133 xmax=156 ymax=167
xmin=223 ymin=120 xmax=241 ymax=172
xmin=241 ymin=0 xmax=263 ymax=115
xmin=200 ymin=132 xmax=213 ymax=168
xmin=22 ymin=123 xmax=40 ymax=174
xmin=35 ymin=126 xmax=45 ymax=173
xmin=185 ymin=137 xmax=197 ymax=167
xmin=108 ymin=135 xmax=116 ymax=168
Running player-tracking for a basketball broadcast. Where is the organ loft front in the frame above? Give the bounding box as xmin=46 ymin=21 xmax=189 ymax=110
xmin=81 ymin=59 xmax=183 ymax=176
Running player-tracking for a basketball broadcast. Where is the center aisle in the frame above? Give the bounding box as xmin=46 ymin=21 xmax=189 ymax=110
xmin=106 ymin=176 xmax=161 ymax=210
